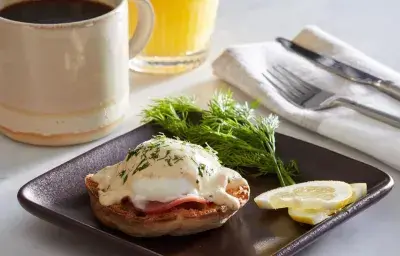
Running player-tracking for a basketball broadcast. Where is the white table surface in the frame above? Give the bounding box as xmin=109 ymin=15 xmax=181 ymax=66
xmin=1 ymin=0 xmax=400 ymax=255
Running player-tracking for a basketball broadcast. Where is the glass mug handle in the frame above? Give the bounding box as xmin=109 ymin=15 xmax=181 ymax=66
xmin=128 ymin=0 xmax=154 ymax=58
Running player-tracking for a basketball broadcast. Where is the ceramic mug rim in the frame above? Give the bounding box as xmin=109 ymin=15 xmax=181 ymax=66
xmin=0 ymin=0 xmax=125 ymax=29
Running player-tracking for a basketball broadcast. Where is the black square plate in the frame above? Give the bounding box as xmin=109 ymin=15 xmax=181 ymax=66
xmin=17 ymin=123 xmax=394 ymax=256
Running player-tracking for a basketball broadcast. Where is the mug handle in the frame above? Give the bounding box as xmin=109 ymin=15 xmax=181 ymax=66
xmin=128 ymin=0 xmax=154 ymax=58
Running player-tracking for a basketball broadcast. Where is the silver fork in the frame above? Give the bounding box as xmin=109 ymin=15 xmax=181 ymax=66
xmin=263 ymin=65 xmax=400 ymax=129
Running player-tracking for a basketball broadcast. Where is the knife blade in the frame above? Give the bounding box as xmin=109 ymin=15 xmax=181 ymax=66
xmin=276 ymin=37 xmax=400 ymax=102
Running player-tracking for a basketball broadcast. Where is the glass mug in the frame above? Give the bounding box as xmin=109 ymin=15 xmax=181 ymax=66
xmin=128 ymin=0 xmax=220 ymax=74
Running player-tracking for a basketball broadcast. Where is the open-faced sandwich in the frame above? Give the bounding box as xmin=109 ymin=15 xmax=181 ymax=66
xmin=85 ymin=135 xmax=250 ymax=237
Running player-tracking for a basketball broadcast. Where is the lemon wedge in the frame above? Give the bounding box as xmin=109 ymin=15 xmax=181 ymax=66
xmin=254 ymin=181 xmax=353 ymax=210
xmin=287 ymin=183 xmax=368 ymax=225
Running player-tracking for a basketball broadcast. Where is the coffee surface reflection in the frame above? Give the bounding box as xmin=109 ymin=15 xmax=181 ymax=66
xmin=0 ymin=0 xmax=113 ymax=24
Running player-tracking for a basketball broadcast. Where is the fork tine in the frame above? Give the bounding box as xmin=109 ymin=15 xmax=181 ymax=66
xmin=271 ymin=66 xmax=306 ymax=96
xmin=262 ymin=72 xmax=301 ymax=106
xmin=275 ymin=65 xmax=321 ymax=94
xmin=264 ymin=70 xmax=301 ymax=100
xmin=266 ymin=69 xmax=303 ymax=98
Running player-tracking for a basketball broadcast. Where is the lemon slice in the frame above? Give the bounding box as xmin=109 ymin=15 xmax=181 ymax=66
xmin=288 ymin=208 xmax=332 ymax=225
xmin=254 ymin=181 xmax=353 ymax=210
xmin=287 ymin=183 xmax=368 ymax=225
xmin=349 ymin=183 xmax=367 ymax=202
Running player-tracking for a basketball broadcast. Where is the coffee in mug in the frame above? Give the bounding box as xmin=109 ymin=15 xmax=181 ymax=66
xmin=0 ymin=0 xmax=154 ymax=146
xmin=0 ymin=0 xmax=113 ymax=24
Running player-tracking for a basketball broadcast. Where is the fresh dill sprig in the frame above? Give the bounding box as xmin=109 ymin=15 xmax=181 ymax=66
xmin=141 ymin=96 xmax=202 ymax=136
xmin=140 ymin=91 xmax=298 ymax=186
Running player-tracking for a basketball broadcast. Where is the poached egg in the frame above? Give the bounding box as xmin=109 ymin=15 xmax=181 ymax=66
xmin=91 ymin=135 xmax=248 ymax=212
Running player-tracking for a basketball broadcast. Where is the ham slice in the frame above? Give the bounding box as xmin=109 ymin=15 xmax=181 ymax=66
xmin=143 ymin=195 xmax=208 ymax=214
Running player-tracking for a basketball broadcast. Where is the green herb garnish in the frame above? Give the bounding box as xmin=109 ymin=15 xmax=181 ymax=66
xmin=166 ymin=158 xmax=173 ymax=166
xmin=123 ymin=175 xmax=128 ymax=184
xmin=173 ymin=155 xmax=184 ymax=164
xmin=150 ymin=150 xmax=159 ymax=160
xmin=135 ymin=161 xmax=150 ymax=173
xmin=157 ymin=149 xmax=171 ymax=161
xmin=118 ymin=170 xmax=126 ymax=178
xmin=132 ymin=158 xmax=149 ymax=175
xmin=119 ymin=170 xmax=129 ymax=184
xmin=126 ymin=147 xmax=141 ymax=161
xmin=141 ymin=90 xmax=298 ymax=186
xmin=197 ymin=163 xmax=206 ymax=177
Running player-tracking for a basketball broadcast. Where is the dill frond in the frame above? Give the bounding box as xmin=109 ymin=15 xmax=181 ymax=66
xmin=141 ymin=91 xmax=298 ymax=186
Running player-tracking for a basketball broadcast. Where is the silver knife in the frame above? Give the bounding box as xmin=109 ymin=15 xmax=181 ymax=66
xmin=276 ymin=37 xmax=400 ymax=102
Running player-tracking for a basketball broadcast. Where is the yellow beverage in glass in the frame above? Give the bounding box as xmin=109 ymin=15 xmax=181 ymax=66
xmin=128 ymin=0 xmax=219 ymax=74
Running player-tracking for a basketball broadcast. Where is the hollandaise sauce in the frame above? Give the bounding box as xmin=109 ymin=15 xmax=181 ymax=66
xmin=91 ymin=135 xmax=248 ymax=212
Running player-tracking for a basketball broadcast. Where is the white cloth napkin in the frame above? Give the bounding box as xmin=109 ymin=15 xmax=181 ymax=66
xmin=212 ymin=25 xmax=400 ymax=171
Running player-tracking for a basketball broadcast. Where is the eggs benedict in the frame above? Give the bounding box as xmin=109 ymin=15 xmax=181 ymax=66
xmin=85 ymin=135 xmax=250 ymax=237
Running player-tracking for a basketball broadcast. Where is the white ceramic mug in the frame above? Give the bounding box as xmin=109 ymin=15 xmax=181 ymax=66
xmin=0 ymin=0 xmax=154 ymax=146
